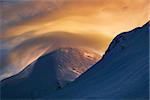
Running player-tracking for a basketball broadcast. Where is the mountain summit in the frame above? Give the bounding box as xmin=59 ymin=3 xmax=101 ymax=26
xmin=1 ymin=47 xmax=100 ymax=99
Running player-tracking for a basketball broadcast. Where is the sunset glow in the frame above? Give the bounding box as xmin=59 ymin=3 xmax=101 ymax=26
xmin=0 ymin=0 xmax=149 ymax=80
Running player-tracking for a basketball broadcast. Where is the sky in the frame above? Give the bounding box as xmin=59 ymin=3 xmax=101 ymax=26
xmin=0 ymin=0 xmax=149 ymax=80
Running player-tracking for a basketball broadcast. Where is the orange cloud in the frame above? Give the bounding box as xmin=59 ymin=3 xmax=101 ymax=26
xmin=0 ymin=0 xmax=149 ymax=80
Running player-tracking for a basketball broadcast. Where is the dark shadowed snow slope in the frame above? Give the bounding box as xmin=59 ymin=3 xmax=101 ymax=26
xmin=45 ymin=22 xmax=149 ymax=99
xmin=1 ymin=48 xmax=100 ymax=99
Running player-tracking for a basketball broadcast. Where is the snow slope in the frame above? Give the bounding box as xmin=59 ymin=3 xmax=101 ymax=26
xmin=0 ymin=48 xmax=100 ymax=99
xmin=44 ymin=22 xmax=149 ymax=99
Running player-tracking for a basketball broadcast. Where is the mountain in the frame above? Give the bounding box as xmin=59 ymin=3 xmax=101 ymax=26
xmin=0 ymin=47 xmax=100 ymax=99
xmin=44 ymin=22 xmax=149 ymax=99
xmin=1 ymin=22 xmax=149 ymax=100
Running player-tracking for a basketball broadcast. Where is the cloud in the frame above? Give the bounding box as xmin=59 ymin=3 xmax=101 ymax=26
xmin=1 ymin=31 xmax=111 ymax=80
xmin=0 ymin=0 xmax=149 ymax=80
xmin=1 ymin=0 xmax=149 ymax=37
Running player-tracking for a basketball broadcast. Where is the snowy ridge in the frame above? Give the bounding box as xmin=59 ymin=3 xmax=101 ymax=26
xmin=44 ymin=22 xmax=149 ymax=99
